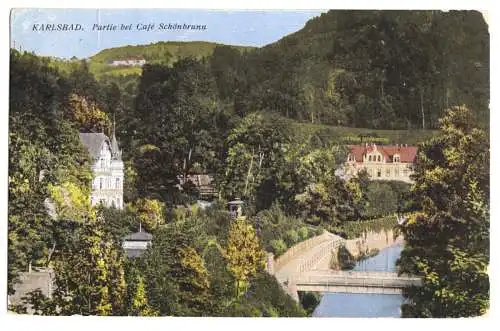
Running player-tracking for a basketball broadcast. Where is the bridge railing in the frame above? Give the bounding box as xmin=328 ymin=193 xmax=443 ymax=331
xmin=274 ymin=232 xmax=336 ymax=272
xmin=291 ymin=272 xmax=422 ymax=289
xmin=297 ymin=239 xmax=344 ymax=273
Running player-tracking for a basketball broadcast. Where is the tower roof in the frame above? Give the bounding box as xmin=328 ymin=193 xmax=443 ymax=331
xmin=123 ymin=231 xmax=153 ymax=242
xmin=79 ymin=132 xmax=122 ymax=160
xmin=110 ymin=132 xmax=121 ymax=159
xmin=79 ymin=133 xmax=109 ymax=159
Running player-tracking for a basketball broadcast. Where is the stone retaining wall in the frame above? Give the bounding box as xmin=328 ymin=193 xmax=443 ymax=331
xmin=344 ymin=229 xmax=403 ymax=258
xmin=273 ymin=232 xmax=334 ymax=273
xmin=297 ymin=239 xmax=343 ymax=272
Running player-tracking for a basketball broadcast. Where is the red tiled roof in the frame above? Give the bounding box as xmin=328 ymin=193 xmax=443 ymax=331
xmin=348 ymin=144 xmax=418 ymax=163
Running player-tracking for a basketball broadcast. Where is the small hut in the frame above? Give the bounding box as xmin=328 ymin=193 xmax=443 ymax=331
xmin=122 ymin=226 xmax=153 ymax=258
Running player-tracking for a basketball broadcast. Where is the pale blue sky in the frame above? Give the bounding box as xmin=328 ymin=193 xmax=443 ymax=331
xmin=10 ymin=9 xmax=325 ymax=58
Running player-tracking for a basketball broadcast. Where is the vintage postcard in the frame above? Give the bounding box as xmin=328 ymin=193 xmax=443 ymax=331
xmin=7 ymin=8 xmax=490 ymax=318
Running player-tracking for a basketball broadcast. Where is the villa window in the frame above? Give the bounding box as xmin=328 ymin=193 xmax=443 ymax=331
xmin=116 ymin=178 xmax=120 ymax=189
xmin=394 ymin=155 xmax=400 ymax=163
xmin=368 ymin=155 xmax=372 ymax=162
xmin=99 ymin=177 xmax=103 ymax=190
xmin=386 ymin=168 xmax=391 ymax=177
xmin=377 ymin=155 xmax=381 ymax=162
xmin=377 ymin=169 xmax=381 ymax=177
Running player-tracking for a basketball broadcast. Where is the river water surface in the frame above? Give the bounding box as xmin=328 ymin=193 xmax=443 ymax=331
xmin=312 ymin=243 xmax=405 ymax=317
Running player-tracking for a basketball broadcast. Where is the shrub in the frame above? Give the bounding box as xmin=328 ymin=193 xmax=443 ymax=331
xmin=314 ymin=226 xmax=324 ymax=236
xmin=270 ymin=239 xmax=287 ymax=256
xmin=298 ymin=227 xmax=309 ymax=240
xmin=172 ymin=205 xmax=187 ymax=222
xmin=284 ymin=230 xmax=299 ymax=246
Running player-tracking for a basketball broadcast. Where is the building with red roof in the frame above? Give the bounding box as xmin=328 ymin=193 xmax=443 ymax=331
xmin=342 ymin=143 xmax=418 ymax=183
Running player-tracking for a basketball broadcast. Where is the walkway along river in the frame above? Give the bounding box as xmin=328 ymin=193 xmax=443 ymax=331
xmin=312 ymin=243 xmax=405 ymax=317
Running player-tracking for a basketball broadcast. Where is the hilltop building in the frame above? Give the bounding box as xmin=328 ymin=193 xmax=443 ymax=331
xmin=109 ymin=56 xmax=146 ymax=66
xmin=341 ymin=143 xmax=418 ymax=183
xmin=79 ymin=131 xmax=124 ymax=209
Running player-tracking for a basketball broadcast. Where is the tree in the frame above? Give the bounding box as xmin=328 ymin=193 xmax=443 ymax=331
xmin=129 ymin=274 xmax=158 ymax=316
xmin=177 ymin=246 xmax=212 ymax=314
xmin=223 ymin=217 xmax=266 ymax=297
xmin=294 ymin=148 xmax=357 ymax=226
xmin=397 ymin=105 xmax=489 ymax=317
xmin=141 ymin=222 xmax=213 ymax=316
xmin=19 ymin=212 xmax=128 ymax=316
xmin=8 ymin=134 xmax=52 ymax=293
xmin=129 ymin=198 xmax=165 ymax=231
xmin=9 ymin=50 xmax=94 ymax=294
xmin=221 ymin=112 xmax=292 ymax=207
xmin=67 ymin=93 xmax=111 ymax=133
xmin=365 ymin=181 xmax=398 ymax=217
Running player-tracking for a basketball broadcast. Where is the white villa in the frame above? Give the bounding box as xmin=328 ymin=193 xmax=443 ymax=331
xmin=79 ymin=132 xmax=124 ymax=209
xmin=109 ymin=56 xmax=146 ymax=67
xmin=341 ymin=143 xmax=418 ymax=183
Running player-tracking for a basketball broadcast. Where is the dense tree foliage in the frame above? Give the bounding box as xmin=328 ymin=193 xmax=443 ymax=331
xmin=9 ymin=9 xmax=489 ymax=317
xmin=9 ymin=50 xmax=94 ymax=293
xmin=229 ymin=10 xmax=488 ymax=130
xmin=397 ymin=106 xmax=489 ymax=317
xmin=223 ymin=217 xmax=266 ymax=297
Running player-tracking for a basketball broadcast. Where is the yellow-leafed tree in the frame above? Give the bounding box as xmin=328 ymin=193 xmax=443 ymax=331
xmin=223 ymin=217 xmax=266 ymax=297
xmin=130 ymin=198 xmax=165 ymax=231
xmin=68 ymin=94 xmax=111 ymax=133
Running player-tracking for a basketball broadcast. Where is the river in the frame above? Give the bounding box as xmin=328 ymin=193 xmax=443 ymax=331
xmin=312 ymin=243 xmax=405 ymax=317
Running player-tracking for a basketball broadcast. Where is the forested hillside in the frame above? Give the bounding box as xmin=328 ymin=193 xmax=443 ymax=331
xmin=78 ymin=10 xmax=487 ymax=157
xmin=8 ymin=10 xmax=489 ymax=317
xmin=8 ymin=50 xmax=308 ymax=317
xmin=228 ymin=10 xmax=489 ymax=129
xmin=77 ymin=10 xmax=489 ymax=130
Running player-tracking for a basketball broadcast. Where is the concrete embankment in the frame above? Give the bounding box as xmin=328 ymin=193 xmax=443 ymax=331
xmin=344 ymin=228 xmax=403 ymax=259
xmin=330 ymin=228 xmax=403 ymax=270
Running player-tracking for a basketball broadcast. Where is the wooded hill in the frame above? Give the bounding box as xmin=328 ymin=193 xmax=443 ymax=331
xmin=84 ymin=10 xmax=489 ymax=130
xmin=230 ymin=10 xmax=489 ymax=130
xmin=90 ymin=41 xmax=254 ymax=64
xmin=88 ymin=41 xmax=254 ymax=78
xmin=8 ymin=10 xmax=490 ymax=317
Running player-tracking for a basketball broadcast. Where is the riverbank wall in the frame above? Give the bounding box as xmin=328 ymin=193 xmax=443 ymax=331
xmin=329 ymin=228 xmax=403 ymax=270
xmin=344 ymin=228 xmax=403 ymax=259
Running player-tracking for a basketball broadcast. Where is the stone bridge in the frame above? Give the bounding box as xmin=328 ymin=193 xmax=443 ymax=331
xmin=266 ymin=230 xmax=421 ymax=302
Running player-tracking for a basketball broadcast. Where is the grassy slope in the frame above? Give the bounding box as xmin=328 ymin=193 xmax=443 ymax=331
xmin=88 ymin=41 xmax=254 ymax=78
xmin=46 ymin=41 xmax=255 ymax=79
xmin=292 ymin=121 xmax=440 ymax=145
